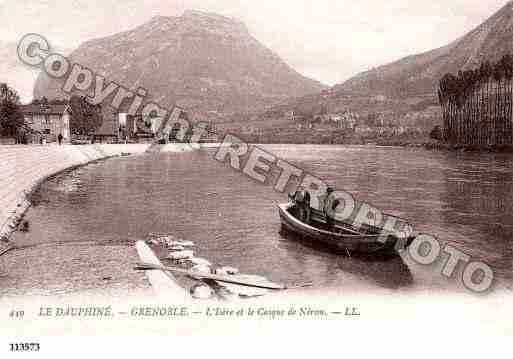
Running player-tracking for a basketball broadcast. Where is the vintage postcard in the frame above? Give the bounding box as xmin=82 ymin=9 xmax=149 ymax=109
xmin=1 ymin=0 xmax=512 ymax=356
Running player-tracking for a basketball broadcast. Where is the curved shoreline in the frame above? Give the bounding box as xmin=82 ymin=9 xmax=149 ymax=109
xmin=0 ymin=144 xmax=150 ymax=248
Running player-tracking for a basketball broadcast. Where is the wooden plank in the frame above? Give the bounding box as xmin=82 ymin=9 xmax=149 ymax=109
xmin=135 ymin=241 xmax=190 ymax=300
xmin=134 ymin=262 xmax=312 ymax=290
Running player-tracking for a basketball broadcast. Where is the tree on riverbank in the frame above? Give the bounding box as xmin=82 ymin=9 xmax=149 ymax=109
xmin=69 ymin=95 xmax=103 ymax=136
xmin=438 ymin=54 xmax=513 ymax=147
xmin=0 ymin=83 xmax=25 ymax=140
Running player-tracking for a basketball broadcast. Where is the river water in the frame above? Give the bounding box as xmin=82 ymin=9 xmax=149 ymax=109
xmin=9 ymin=145 xmax=513 ymax=296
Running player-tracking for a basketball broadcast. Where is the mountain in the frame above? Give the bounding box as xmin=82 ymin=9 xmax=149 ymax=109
xmin=34 ymin=10 xmax=326 ymax=115
xmin=256 ymin=2 xmax=513 ymax=133
xmin=337 ymin=1 xmax=513 ymax=98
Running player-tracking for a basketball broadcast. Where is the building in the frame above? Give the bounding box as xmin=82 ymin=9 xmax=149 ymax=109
xmin=20 ymin=101 xmax=71 ymax=143
xmin=113 ymin=112 xmax=150 ymax=142
xmin=130 ymin=114 xmax=154 ymax=141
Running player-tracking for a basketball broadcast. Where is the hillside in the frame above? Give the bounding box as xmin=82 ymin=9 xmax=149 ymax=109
xmin=34 ymin=10 xmax=326 ymax=115
xmin=253 ymin=2 xmax=513 ymax=137
xmin=337 ymin=1 xmax=513 ymax=98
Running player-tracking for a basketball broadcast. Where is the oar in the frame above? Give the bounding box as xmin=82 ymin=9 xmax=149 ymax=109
xmin=135 ymin=262 xmax=312 ymax=290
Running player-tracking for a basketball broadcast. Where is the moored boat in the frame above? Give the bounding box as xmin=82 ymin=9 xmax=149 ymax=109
xmin=278 ymin=203 xmax=415 ymax=254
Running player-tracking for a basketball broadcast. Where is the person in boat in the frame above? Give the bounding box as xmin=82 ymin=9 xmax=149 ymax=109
xmin=289 ymin=186 xmax=311 ymax=224
xmin=321 ymin=187 xmax=339 ymax=230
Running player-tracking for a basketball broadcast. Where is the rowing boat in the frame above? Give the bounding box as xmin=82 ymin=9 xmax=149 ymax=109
xmin=278 ymin=203 xmax=414 ymax=254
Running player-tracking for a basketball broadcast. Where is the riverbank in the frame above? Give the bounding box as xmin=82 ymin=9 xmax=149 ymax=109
xmin=0 ymin=144 xmax=150 ymax=248
xmin=375 ymin=138 xmax=513 ymax=152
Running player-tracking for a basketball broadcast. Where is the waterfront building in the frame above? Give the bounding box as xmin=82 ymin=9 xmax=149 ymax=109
xmin=20 ymin=100 xmax=71 ymax=143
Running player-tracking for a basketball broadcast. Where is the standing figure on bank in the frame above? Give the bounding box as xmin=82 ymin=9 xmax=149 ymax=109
xmin=57 ymin=133 xmax=63 ymax=145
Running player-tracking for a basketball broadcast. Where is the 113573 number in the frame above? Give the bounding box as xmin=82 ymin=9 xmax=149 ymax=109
xmin=9 ymin=343 xmax=40 ymax=352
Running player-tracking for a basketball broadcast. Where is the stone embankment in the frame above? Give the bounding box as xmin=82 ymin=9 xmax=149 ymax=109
xmin=0 ymin=144 xmax=150 ymax=246
xmin=0 ymin=144 xmax=156 ymax=297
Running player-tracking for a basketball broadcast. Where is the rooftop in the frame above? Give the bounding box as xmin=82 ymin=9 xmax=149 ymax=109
xmin=20 ymin=103 xmax=69 ymax=115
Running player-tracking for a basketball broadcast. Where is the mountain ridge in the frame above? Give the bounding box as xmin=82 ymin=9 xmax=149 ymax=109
xmin=254 ymin=1 xmax=513 ymax=134
xmin=34 ymin=10 xmax=327 ymax=115
xmin=336 ymin=1 xmax=513 ymax=98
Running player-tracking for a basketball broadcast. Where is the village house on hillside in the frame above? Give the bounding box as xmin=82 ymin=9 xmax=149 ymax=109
xmin=20 ymin=99 xmax=71 ymax=143
xmin=286 ymin=109 xmax=360 ymax=130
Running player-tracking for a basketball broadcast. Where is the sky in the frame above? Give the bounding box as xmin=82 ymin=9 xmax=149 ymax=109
xmin=0 ymin=0 xmax=508 ymax=87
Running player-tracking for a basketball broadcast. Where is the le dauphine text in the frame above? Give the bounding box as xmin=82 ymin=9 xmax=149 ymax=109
xmin=34 ymin=305 xmax=338 ymax=319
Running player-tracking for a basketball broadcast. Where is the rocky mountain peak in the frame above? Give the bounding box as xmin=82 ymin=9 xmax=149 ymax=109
xmin=34 ymin=10 xmax=325 ymax=115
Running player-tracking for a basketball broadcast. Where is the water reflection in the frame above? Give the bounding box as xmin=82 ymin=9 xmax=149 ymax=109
xmin=336 ymin=255 xmax=413 ymax=290
xmin=438 ymin=152 xmax=513 ymax=281
xmin=278 ymin=229 xmax=413 ymax=290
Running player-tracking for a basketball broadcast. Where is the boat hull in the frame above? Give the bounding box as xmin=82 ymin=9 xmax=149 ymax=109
xmin=278 ymin=203 xmax=407 ymax=254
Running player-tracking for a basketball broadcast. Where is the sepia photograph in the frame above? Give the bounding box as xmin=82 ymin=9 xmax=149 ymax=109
xmin=0 ymin=0 xmax=511 ymax=356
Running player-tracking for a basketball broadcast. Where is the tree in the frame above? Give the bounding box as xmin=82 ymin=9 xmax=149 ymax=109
xmin=0 ymin=83 xmax=24 ymax=139
xmin=429 ymin=125 xmax=443 ymax=141
xmin=69 ymin=95 xmax=103 ymax=136
xmin=438 ymin=54 xmax=513 ymax=146
xmin=316 ymin=103 xmax=328 ymax=116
